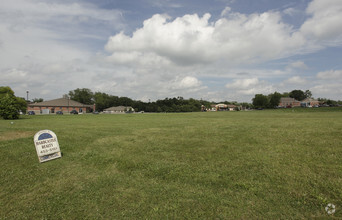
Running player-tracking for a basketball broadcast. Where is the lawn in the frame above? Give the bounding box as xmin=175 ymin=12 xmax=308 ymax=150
xmin=1 ymin=109 xmax=342 ymax=219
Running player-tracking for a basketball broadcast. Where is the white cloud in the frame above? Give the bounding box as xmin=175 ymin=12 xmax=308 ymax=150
xmin=304 ymin=69 xmax=342 ymax=100
xmin=300 ymin=0 xmax=342 ymax=45
xmin=105 ymin=11 xmax=305 ymax=67
xmin=225 ymin=78 xmax=259 ymax=89
xmin=225 ymin=78 xmax=274 ymax=95
xmin=1 ymin=0 xmax=341 ymax=102
xmin=0 ymin=0 xmax=125 ymax=99
xmin=317 ymin=70 xmax=342 ymax=79
xmin=179 ymin=76 xmax=202 ymax=89
xmin=1 ymin=69 xmax=29 ymax=84
xmin=284 ymin=76 xmax=307 ymax=85
xmin=311 ymin=83 xmax=342 ymax=99
xmin=221 ymin=7 xmax=232 ymax=17
xmin=288 ymin=61 xmax=308 ymax=70
xmin=146 ymin=0 xmax=182 ymax=9
xmin=283 ymin=8 xmax=299 ymax=16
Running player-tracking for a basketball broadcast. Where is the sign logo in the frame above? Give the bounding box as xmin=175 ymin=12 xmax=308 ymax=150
xmin=34 ymin=130 xmax=61 ymax=163
xmin=325 ymin=203 xmax=336 ymax=215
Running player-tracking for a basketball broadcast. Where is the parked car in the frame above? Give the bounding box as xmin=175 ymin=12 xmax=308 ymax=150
xmin=92 ymin=111 xmax=99 ymax=114
xmin=56 ymin=111 xmax=63 ymax=115
xmin=28 ymin=111 xmax=35 ymax=115
xmin=70 ymin=110 xmax=78 ymax=114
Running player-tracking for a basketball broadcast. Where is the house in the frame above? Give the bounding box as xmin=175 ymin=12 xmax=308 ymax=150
xmin=28 ymin=98 xmax=95 ymax=114
xmin=301 ymin=98 xmax=320 ymax=107
xmin=278 ymin=97 xmax=301 ymax=108
xmin=103 ymin=106 xmax=134 ymax=114
xmin=210 ymin=104 xmax=238 ymax=111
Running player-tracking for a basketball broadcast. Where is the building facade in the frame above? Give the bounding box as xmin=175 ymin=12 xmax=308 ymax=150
xmin=28 ymin=98 xmax=95 ymax=114
xmin=300 ymin=98 xmax=320 ymax=107
xmin=210 ymin=104 xmax=239 ymax=111
xmin=103 ymin=106 xmax=134 ymax=114
xmin=278 ymin=97 xmax=301 ymax=108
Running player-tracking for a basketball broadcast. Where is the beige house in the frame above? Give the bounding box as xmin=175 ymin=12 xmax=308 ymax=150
xmin=301 ymin=98 xmax=320 ymax=107
xmin=103 ymin=106 xmax=134 ymax=114
xmin=210 ymin=104 xmax=239 ymax=111
xmin=28 ymin=98 xmax=94 ymax=114
xmin=278 ymin=97 xmax=301 ymax=108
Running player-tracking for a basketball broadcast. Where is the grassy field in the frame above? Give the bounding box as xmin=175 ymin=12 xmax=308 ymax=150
xmin=1 ymin=108 xmax=342 ymax=219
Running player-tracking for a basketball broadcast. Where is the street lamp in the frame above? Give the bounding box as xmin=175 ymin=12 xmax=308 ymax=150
xmin=26 ymin=91 xmax=29 ymax=101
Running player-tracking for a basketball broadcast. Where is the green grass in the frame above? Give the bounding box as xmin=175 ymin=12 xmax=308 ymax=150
xmin=1 ymin=109 xmax=342 ymax=219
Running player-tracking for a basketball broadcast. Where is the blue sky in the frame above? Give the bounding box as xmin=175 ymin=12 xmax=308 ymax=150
xmin=1 ymin=0 xmax=341 ymax=102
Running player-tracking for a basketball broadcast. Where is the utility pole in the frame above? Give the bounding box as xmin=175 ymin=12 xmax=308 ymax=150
xmin=26 ymin=91 xmax=29 ymax=101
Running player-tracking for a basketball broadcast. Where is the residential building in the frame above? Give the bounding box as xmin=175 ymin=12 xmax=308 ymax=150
xmin=28 ymin=98 xmax=95 ymax=114
xmin=278 ymin=97 xmax=301 ymax=108
xmin=210 ymin=103 xmax=239 ymax=111
xmin=103 ymin=106 xmax=134 ymax=114
xmin=301 ymin=98 xmax=320 ymax=107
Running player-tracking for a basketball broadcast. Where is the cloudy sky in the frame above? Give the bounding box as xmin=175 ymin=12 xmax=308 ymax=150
xmin=1 ymin=0 xmax=342 ymax=102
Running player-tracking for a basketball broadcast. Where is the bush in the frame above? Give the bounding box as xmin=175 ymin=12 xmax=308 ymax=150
xmin=0 ymin=94 xmax=20 ymax=120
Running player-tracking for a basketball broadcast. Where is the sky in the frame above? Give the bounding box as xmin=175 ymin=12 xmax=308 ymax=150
xmin=1 ymin=0 xmax=342 ymax=102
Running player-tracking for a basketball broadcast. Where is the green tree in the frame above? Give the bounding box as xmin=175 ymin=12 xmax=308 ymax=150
xmin=93 ymin=92 xmax=112 ymax=112
xmin=304 ymin=90 xmax=312 ymax=99
xmin=281 ymin=92 xmax=290 ymax=97
xmin=268 ymin=92 xmax=282 ymax=108
xmin=289 ymin=90 xmax=305 ymax=101
xmin=32 ymin=98 xmax=44 ymax=103
xmin=0 ymin=86 xmax=15 ymax=97
xmin=0 ymin=87 xmax=27 ymax=119
xmin=69 ymin=88 xmax=94 ymax=105
xmin=14 ymin=97 xmax=27 ymax=114
xmin=0 ymin=94 xmax=19 ymax=119
xmin=252 ymin=94 xmax=269 ymax=109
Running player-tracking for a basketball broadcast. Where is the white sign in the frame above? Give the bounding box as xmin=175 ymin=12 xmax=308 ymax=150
xmin=34 ymin=130 xmax=61 ymax=163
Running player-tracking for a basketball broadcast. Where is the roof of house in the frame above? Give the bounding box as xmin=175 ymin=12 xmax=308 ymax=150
xmin=280 ymin=97 xmax=300 ymax=103
xmin=104 ymin=106 xmax=132 ymax=111
xmin=215 ymin=104 xmax=237 ymax=108
xmin=29 ymin=98 xmax=93 ymax=107
xmin=302 ymin=98 xmax=318 ymax=102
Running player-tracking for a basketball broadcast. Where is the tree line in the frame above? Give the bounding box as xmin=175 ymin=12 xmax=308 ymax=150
xmin=67 ymin=88 xmax=256 ymax=112
xmin=1 ymin=86 xmax=341 ymax=120
xmin=68 ymin=88 xmax=217 ymax=112
xmin=252 ymin=90 xmax=312 ymax=109
xmin=252 ymin=89 xmax=342 ymax=109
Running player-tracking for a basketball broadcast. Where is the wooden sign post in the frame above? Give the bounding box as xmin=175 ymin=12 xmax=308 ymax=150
xmin=34 ymin=130 xmax=61 ymax=163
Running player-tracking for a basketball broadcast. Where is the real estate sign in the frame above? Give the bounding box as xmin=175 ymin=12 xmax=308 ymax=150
xmin=34 ymin=130 xmax=61 ymax=163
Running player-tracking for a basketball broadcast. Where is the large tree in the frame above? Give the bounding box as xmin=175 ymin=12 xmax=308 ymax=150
xmin=32 ymin=98 xmax=44 ymax=103
xmin=304 ymin=90 xmax=312 ymax=99
xmin=68 ymin=88 xmax=94 ymax=104
xmin=93 ymin=92 xmax=112 ymax=112
xmin=289 ymin=90 xmax=306 ymax=101
xmin=0 ymin=86 xmax=27 ymax=119
xmin=268 ymin=92 xmax=282 ymax=108
xmin=252 ymin=94 xmax=269 ymax=109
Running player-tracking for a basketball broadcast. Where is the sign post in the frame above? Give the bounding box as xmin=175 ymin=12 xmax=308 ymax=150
xmin=34 ymin=130 xmax=61 ymax=163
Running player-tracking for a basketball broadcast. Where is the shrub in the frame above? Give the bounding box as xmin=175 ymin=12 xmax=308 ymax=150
xmin=0 ymin=94 xmax=20 ymax=120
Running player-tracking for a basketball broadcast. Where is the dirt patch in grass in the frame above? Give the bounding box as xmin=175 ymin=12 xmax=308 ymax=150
xmin=0 ymin=131 xmax=34 ymax=141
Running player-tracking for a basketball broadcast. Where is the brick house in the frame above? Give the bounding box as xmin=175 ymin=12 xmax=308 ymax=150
xmin=28 ymin=98 xmax=95 ymax=114
xmin=278 ymin=97 xmax=301 ymax=108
